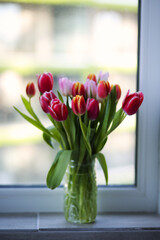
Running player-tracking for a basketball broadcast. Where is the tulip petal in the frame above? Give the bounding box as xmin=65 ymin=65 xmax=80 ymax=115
xmin=48 ymin=106 xmax=59 ymax=121
xmin=124 ymin=96 xmax=140 ymax=115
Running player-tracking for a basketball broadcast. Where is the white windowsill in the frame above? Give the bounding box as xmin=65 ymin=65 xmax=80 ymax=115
xmin=0 ymin=213 xmax=160 ymax=239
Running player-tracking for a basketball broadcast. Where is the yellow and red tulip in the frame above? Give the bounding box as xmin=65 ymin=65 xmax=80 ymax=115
xmin=72 ymin=82 xmax=85 ymax=97
xmin=72 ymin=95 xmax=86 ymax=116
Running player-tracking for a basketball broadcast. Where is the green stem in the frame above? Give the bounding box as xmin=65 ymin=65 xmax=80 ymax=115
xmin=47 ymin=114 xmax=68 ymax=149
xmin=62 ymin=122 xmax=73 ymax=150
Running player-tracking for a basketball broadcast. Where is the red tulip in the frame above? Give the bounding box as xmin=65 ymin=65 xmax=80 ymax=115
xmin=86 ymin=98 xmax=99 ymax=120
xmin=115 ymin=84 xmax=121 ymax=100
xmin=72 ymin=95 xmax=86 ymax=116
xmin=26 ymin=82 xmax=36 ymax=98
xmin=87 ymin=74 xmax=97 ymax=84
xmin=48 ymin=99 xmax=68 ymax=121
xmin=111 ymin=84 xmax=121 ymax=100
xmin=122 ymin=90 xmax=144 ymax=115
xmin=97 ymin=80 xmax=110 ymax=99
xmin=39 ymin=91 xmax=57 ymax=113
xmin=72 ymin=82 xmax=85 ymax=97
xmin=38 ymin=72 xmax=54 ymax=93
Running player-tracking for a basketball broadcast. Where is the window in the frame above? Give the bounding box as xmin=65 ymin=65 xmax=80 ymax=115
xmin=0 ymin=0 xmax=160 ymax=213
xmin=0 ymin=1 xmax=137 ymax=185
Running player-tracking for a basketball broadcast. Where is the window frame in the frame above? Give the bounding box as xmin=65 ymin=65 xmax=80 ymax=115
xmin=0 ymin=0 xmax=160 ymax=213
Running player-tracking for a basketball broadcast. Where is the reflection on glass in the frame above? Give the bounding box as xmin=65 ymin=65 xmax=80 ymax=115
xmin=0 ymin=1 xmax=138 ymax=185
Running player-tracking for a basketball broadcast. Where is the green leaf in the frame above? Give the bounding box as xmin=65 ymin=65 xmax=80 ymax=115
xmin=107 ymin=86 xmax=117 ymax=129
xmin=21 ymin=95 xmax=40 ymax=122
xmin=87 ymin=121 xmax=91 ymax=140
xmin=62 ymin=108 xmax=76 ymax=150
xmin=100 ymin=96 xmax=111 ymax=135
xmin=43 ymin=132 xmax=54 ymax=149
xmin=57 ymin=91 xmax=64 ymax=103
xmin=79 ymin=116 xmax=92 ymax=156
xmin=49 ymin=126 xmax=61 ymax=143
xmin=94 ymin=96 xmax=111 ymax=148
xmin=94 ymin=152 xmax=108 ymax=185
xmin=94 ymin=87 xmax=118 ymax=150
xmin=47 ymin=114 xmax=69 ymax=149
xmin=95 ymin=136 xmax=108 ymax=153
xmin=43 ymin=125 xmax=64 ymax=149
xmin=68 ymin=108 xmax=76 ymax=144
xmin=107 ymin=108 xmax=126 ymax=135
xmin=47 ymin=150 xmax=72 ymax=189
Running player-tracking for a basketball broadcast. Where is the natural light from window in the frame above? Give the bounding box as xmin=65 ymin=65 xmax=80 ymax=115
xmin=0 ymin=0 xmax=138 ymax=186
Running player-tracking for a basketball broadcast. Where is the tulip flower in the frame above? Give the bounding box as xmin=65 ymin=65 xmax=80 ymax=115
xmin=72 ymin=82 xmax=85 ymax=97
xmin=84 ymin=79 xmax=97 ymax=98
xmin=111 ymin=84 xmax=121 ymax=100
xmin=97 ymin=71 xmax=109 ymax=82
xmin=38 ymin=72 xmax=54 ymax=93
xmin=122 ymin=90 xmax=144 ymax=115
xmin=26 ymin=82 xmax=36 ymax=98
xmin=97 ymin=80 xmax=111 ymax=99
xmin=39 ymin=91 xmax=57 ymax=113
xmin=87 ymin=74 xmax=97 ymax=84
xmin=59 ymin=77 xmax=73 ymax=96
xmin=72 ymin=95 xmax=86 ymax=116
xmin=86 ymin=98 xmax=99 ymax=120
xmin=48 ymin=98 xmax=68 ymax=121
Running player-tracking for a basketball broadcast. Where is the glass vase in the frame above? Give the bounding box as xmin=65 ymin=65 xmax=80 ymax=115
xmin=64 ymin=157 xmax=97 ymax=224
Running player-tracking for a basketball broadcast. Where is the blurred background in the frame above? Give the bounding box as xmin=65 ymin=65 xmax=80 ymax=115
xmin=0 ymin=0 xmax=138 ymax=185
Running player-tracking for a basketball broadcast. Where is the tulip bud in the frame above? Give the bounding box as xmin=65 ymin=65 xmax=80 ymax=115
xmin=72 ymin=95 xmax=86 ymax=116
xmin=111 ymin=84 xmax=121 ymax=100
xmin=86 ymin=98 xmax=99 ymax=120
xmin=39 ymin=91 xmax=57 ymax=113
xmin=48 ymin=98 xmax=68 ymax=121
xmin=97 ymin=80 xmax=111 ymax=99
xmin=87 ymin=74 xmax=97 ymax=84
xmin=84 ymin=79 xmax=97 ymax=98
xmin=37 ymin=72 xmax=54 ymax=93
xmin=26 ymin=82 xmax=36 ymax=98
xmin=59 ymin=77 xmax=73 ymax=96
xmin=72 ymin=82 xmax=85 ymax=97
xmin=122 ymin=90 xmax=144 ymax=115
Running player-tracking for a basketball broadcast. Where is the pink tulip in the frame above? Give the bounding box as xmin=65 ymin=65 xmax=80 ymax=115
xmin=87 ymin=74 xmax=97 ymax=84
xmin=97 ymin=71 xmax=109 ymax=82
xmin=59 ymin=77 xmax=73 ymax=96
xmin=72 ymin=82 xmax=85 ymax=97
xmin=122 ymin=90 xmax=144 ymax=115
xmin=84 ymin=79 xmax=97 ymax=98
xmin=39 ymin=91 xmax=57 ymax=113
xmin=37 ymin=72 xmax=54 ymax=93
xmin=48 ymin=98 xmax=68 ymax=121
xmin=26 ymin=82 xmax=36 ymax=98
xmin=97 ymin=80 xmax=111 ymax=99
xmin=86 ymin=98 xmax=99 ymax=120
xmin=72 ymin=95 xmax=86 ymax=116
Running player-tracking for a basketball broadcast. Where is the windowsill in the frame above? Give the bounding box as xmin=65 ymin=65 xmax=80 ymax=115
xmin=0 ymin=213 xmax=160 ymax=239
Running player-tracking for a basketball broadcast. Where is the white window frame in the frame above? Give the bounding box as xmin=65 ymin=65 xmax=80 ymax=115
xmin=0 ymin=0 xmax=160 ymax=213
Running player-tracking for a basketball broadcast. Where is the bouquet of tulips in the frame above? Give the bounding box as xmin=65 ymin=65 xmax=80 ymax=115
xmin=15 ymin=71 xmax=143 ymax=190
